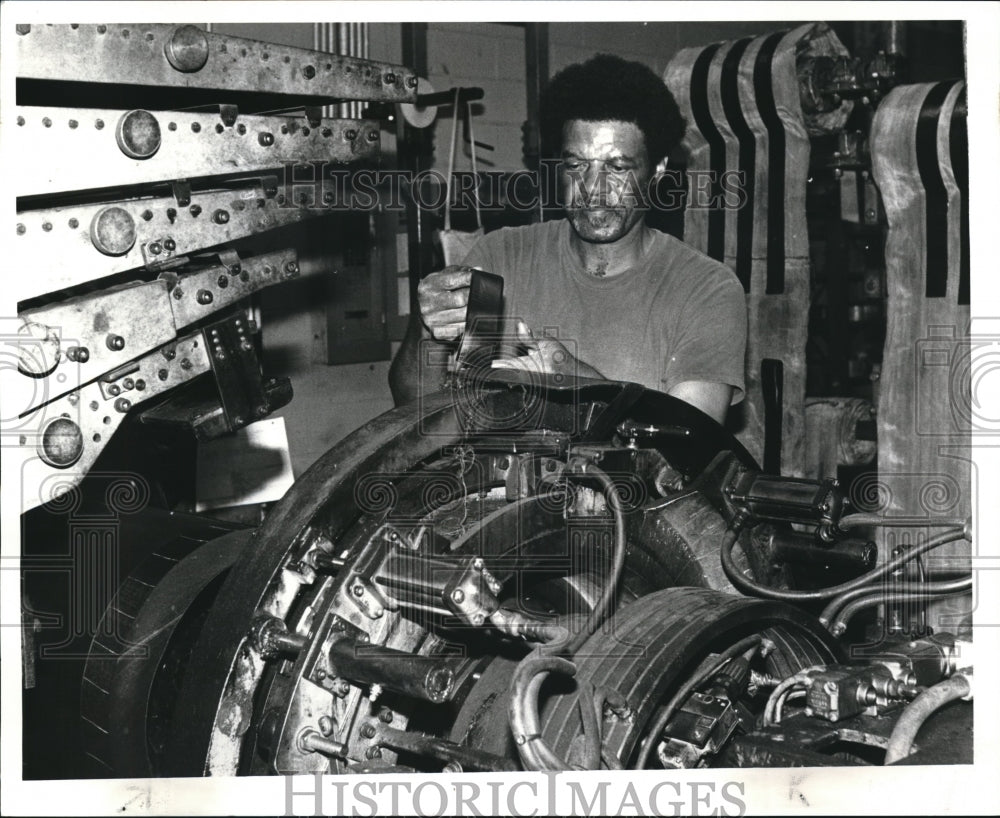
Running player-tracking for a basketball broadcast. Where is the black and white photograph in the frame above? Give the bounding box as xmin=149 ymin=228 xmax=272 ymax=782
xmin=2 ymin=2 xmax=998 ymax=815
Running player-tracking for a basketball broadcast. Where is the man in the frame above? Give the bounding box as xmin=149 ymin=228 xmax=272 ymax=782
xmin=389 ymin=54 xmax=746 ymax=425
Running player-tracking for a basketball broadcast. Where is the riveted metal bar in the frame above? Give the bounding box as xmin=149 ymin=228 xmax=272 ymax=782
xmin=14 ymin=185 xmax=310 ymax=300
xmin=15 ymin=24 xmax=417 ymax=103
xmin=16 ymin=330 xmax=211 ymax=513
xmin=17 ymin=249 xmax=298 ymax=410
xmin=169 ymin=249 xmax=298 ymax=332
xmin=13 ymin=108 xmax=379 ymax=198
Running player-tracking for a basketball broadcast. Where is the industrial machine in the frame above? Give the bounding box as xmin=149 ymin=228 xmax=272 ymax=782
xmin=12 ymin=23 xmax=973 ymax=780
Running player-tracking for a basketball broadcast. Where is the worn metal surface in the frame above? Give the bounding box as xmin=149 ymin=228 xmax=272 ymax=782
xmin=16 ymin=330 xmax=210 ymax=512
xmin=16 ymin=24 xmax=417 ymax=102
xmin=14 ymin=108 xmax=379 ymax=197
xmin=14 ymin=185 xmax=311 ymax=300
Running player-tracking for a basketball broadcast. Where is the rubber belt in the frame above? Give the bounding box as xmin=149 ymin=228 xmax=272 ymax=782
xmin=455 ymin=270 xmax=504 ymax=370
xmin=916 ymin=81 xmax=955 ymax=299
xmin=689 ymin=43 xmax=725 ymax=262
xmin=761 ymin=358 xmax=783 ymax=474
xmin=720 ymin=37 xmax=755 ymax=292
xmin=753 ymin=31 xmax=787 ymax=295
xmin=950 ymin=86 xmax=970 ymax=306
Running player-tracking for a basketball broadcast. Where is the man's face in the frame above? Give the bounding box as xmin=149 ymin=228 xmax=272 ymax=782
xmin=559 ymin=119 xmax=654 ymax=244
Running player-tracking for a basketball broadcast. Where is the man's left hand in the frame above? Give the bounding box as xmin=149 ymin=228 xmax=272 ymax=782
xmin=491 ymin=320 xmax=604 ymax=380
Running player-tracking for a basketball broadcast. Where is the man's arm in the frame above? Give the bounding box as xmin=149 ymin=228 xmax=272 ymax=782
xmin=388 ymin=313 xmax=446 ymax=406
xmin=667 ymin=380 xmax=734 ymax=425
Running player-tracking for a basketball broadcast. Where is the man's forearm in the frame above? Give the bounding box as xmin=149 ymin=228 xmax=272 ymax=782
xmin=388 ymin=315 xmax=451 ymax=406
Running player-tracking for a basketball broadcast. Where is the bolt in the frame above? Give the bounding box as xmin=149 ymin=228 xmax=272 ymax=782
xmin=352 ymin=583 xmax=365 ymax=597
xmin=191 ymin=122 xmax=201 ymax=133
xmin=162 ymin=347 xmax=176 ymax=360
xmin=367 ymin=130 xmax=380 ymax=141
xmin=315 ymin=667 xmax=327 ymax=680
xmin=164 ymin=238 xmax=176 ymax=251
xmin=43 ymin=117 xmax=52 ymax=128
xmin=218 ymin=275 xmax=229 ymax=288
xmin=335 ymin=679 xmax=351 ymax=697
xmin=42 ymin=222 xmax=52 ymax=232
xmin=122 ymin=377 xmax=134 ymax=390
xmin=322 ymin=127 xmax=333 ymax=137
xmin=378 ymin=708 xmax=393 ymax=724
xmin=190 ymin=203 xmax=202 ymax=217
xmin=299 ymin=730 xmax=347 ymax=758
xmin=148 ymin=241 xmax=162 ymax=255
xmin=115 ymin=397 xmax=132 ymax=413
xmin=365 ymin=747 xmax=382 ymax=760
xmin=303 ymin=64 xmax=316 ymax=79
xmin=16 ymin=224 xmax=25 ymax=235
xmin=344 ymin=128 xmax=358 ymax=141
xmin=135 ymin=379 xmax=145 ymax=390
xmin=68 ymin=218 xmax=79 ymax=229
xmin=407 ymin=75 xmax=418 ymax=88
xmin=106 ymin=334 xmax=125 ymax=351
xmin=66 ymin=346 xmax=90 ymax=363
xmin=442 ymin=762 xmax=462 ymax=773
xmin=318 ymin=716 xmax=334 ymax=736
xmin=173 ymin=287 xmax=183 ymax=300
xmin=451 ymin=589 xmax=465 ymax=604
xmin=472 ymin=558 xmax=485 ymax=570
xmin=158 ymin=368 xmax=169 ymax=381
xmin=283 ymin=261 xmax=299 ymax=276
xmin=360 ymin=723 xmax=377 ymax=739
xmin=213 ymin=209 xmax=230 ymax=224
xmin=180 ymin=358 xmax=192 ymax=370
xmin=197 ymin=289 xmax=214 ymax=305
xmin=95 ymin=119 xmax=105 ymax=130
xmin=384 ymin=72 xmax=396 ymax=84
xmin=229 ymin=262 xmax=242 ymax=276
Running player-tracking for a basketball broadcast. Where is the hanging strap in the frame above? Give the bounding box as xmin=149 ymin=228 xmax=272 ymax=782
xmin=466 ymin=99 xmax=482 ymax=231
xmin=443 ymin=90 xmax=482 ymax=231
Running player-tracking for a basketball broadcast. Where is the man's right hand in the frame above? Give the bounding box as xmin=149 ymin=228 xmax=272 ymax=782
xmin=417 ymin=266 xmax=476 ymax=342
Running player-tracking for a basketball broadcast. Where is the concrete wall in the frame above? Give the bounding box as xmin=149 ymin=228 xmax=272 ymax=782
xmin=206 ymin=21 xmax=806 ymax=478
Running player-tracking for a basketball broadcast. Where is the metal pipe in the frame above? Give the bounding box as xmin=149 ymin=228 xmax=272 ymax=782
xmin=374 ymin=724 xmax=519 ymax=772
xmin=830 ymin=588 xmax=971 ymax=637
xmin=328 ymin=638 xmax=464 ymax=703
xmin=884 ymin=673 xmax=971 ymax=764
xmin=819 ymin=575 xmax=973 ymax=627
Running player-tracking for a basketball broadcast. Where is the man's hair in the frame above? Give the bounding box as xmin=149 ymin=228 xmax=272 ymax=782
xmin=539 ymin=53 xmax=686 ymax=165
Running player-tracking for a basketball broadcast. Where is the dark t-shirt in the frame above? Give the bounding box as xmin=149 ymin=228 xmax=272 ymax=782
xmin=462 ymin=219 xmax=747 ymax=402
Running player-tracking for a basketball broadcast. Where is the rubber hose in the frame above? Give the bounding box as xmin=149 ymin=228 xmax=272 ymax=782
xmin=632 ymin=634 xmax=762 ymax=770
xmin=839 ymin=513 xmax=968 ymax=530
xmin=561 ymin=461 xmax=628 ymax=656
xmin=820 ymin=576 xmax=973 ymax=629
xmin=509 ymin=653 xmax=577 ymax=771
xmin=830 ymin=588 xmax=971 ymax=636
xmin=722 ymin=527 xmax=966 ymax=602
xmin=883 ymin=674 xmax=971 ymax=764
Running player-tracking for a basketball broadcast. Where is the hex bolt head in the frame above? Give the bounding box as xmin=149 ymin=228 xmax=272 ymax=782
xmin=383 ymin=72 xmax=396 ymax=84
xmin=450 ymin=589 xmax=465 ymax=604
xmin=258 ymin=131 xmax=274 ymax=146
xmin=283 ymin=261 xmax=299 ymax=276
xmin=303 ymin=64 xmax=317 ymax=79
xmin=107 ymin=384 xmax=121 ymax=397
xmin=163 ymin=238 xmax=176 ymax=251
xmin=360 ymin=723 xmax=377 ymax=739
xmin=114 ymin=397 xmax=132 ymax=413
xmin=367 ymin=130 xmax=380 ymax=141
xmin=106 ymin=334 xmax=125 ymax=351
xmin=148 ymin=241 xmax=162 ymax=255
xmin=406 ymin=75 xmax=418 ymax=88
xmin=189 ymin=204 xmax=202 ymax=217
xmin=213 ymin=209 xmax=230 ymax=224
xmin=352 ymin=583 xmax=365 ymax=598
xmin=378 ymin=708 xmax=393 ymax=724
xmin=365 ymin=747 xmax=382 ymax=760
xmin=344 ymin=128 xmax=358 ymax=141
xmin=196 ymin=289 xmax=214 ymax=305
xmin=116 ymin=110 xmax=162 ymax=159
xmin=135 ymin=379 xmax=146 ymax=390
xmin=122 ymin=377 xmax=134 ymax=390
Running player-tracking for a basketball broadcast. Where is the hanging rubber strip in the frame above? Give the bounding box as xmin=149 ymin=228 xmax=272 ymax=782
xmin=720 ymin=37 xmax=755 ymax=292
xmin=689 ymin=43 xmax=725 ymax=262
xmin=950 ymin=85 xmax=969 ymax=306
xmin=753 ymin=31 xmax=786 ymax=295
xmin=916 ymin=81 xmax=954 ymax=299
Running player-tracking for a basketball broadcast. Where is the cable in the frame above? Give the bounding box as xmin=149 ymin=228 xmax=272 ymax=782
xmin=819 ymin=576 xmax=973 ymax=629
xmin=883 ymin=673 xmax=972 ymax=764
xmin=560 ymin=460 xmax=629 ymax=657
xmin=632 ymin=634 xmax=763 ymax=770
xmin=721 ymin=526 xmax=967 ymax=602
xmin=830 ymin=587 xmax=971 ymax=637
xmin=762 ymin=665 xmax=826 ymax=726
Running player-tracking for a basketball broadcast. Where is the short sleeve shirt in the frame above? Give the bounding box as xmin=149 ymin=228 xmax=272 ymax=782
xmin=461 ymin=219 xmax=747 ymax=402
